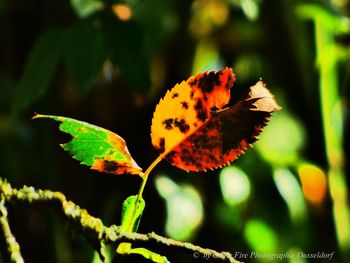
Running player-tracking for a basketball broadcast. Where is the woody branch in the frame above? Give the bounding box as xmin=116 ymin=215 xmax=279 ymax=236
xmin=0 ymin=178 xmax=240 ymax=263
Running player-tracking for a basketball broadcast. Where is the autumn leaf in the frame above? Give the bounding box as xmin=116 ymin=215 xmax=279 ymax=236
xmin=151 ymin=68 xmax=281 ymax=172
xmin=33 ymin=114 xmax=143 ymax=176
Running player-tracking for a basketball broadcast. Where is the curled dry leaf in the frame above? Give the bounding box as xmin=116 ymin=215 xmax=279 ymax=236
xmin=151 ymin=68 xmax=281 ymax=172
xmin=33 ymin=114 xmax=143 ymax=176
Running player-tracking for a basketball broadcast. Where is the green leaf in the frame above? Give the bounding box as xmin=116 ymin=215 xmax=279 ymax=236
xmin=123 ymin=247 xmax=170 ymax=263
xmin=11 ymin=29 xmax=63 ymax=117
xmin=117 ymin=195 xmax=148 ymax=260
xmin=33 ymin=114 xmax=143 ymax=176
xmin=70 ymin=0 xmax=104 ymax=18
xmin=120 ymin=195 xmax=145 ymax=233
xmin=117 ymin=195 xmax=169 ymax=263
xmin=63 ymin=20 xmax=106 ymax=92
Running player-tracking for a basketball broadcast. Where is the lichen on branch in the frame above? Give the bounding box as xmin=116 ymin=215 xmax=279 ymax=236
xmin=0 ymin=178 xmax=241 ymax=263
xmin=0 ymin=197 xmax=24 ymax=263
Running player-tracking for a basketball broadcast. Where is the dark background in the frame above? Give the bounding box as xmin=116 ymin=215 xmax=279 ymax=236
xmin=0 ymin=0 xmax=349 ymax=262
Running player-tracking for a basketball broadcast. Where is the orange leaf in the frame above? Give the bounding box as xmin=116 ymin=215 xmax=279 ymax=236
xmin=151 ymin=68 xmax=280 ymax=172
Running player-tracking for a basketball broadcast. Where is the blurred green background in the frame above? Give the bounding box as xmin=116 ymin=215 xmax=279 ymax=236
xmin=0 ymin=0 xmax=349 ymax=262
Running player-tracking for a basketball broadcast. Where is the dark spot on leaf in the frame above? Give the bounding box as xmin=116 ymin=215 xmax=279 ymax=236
xmin=159 ymin=137 xmax=165 ymax=153
xmin=174 ymin=118 xmax=190 ymax=133
xmin=162 ymin=118 xmax=174 ymax=130
xmin=166 ymin=151 xmax=176 ymax=161
xmin=194 ymin=99 xmax=208 ymax=122
xmin=198 ymin=71 xmax=221 ymax=93
xmin=192 ymin=133 xmax=208 ymax=148
xmin=225 ymin=74 xmax=234 ymax=89
xmin=189 ymin=78 xmax=198 ymax=87
xmin=205 ymin=115 xmax=220 ymax=130
xmin=172 ymin=93 xmax=179 ymax=98
xmin=208 ymin=153 xmax=218 ymax=163
xmin=181 ymin=153 xmax=198 ymax=167
xmin=181 ymin=147 xmax=190 ymax=156
xmin=103 ymin=160 xmax=119 ymax=173
xmin=181 ymin=101 xmax=188 ymax=109
xmin=190 ymin=91 xmax=194 ymax=99
xmin=106 ymin=149 xmax=116 ymax=155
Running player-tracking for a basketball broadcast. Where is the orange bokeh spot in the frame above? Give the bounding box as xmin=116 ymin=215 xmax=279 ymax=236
xmin=112 ymin=4 xmax=132 ymax=21
xmin=298 ymin=163 xmax=327 ymax=205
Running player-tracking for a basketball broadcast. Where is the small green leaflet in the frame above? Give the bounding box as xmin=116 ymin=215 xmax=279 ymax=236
xmin=117 ymin=195 xmax=146 ymax=256
xmin=120 ymin=195 xmax=145 ymax=233
xmin=33 ymin=114 xmax=143 ymax=176
xmin=117 ymin=195 xmax=169 ymax=263
xmin=118 ymin=247 xmax=170 ymax=263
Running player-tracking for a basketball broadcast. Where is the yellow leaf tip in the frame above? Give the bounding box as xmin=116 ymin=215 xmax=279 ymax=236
xmin=32 ymin=113 xmax=41 ymax=119
xmin=32 ymin=113 xmax=49 ymax=120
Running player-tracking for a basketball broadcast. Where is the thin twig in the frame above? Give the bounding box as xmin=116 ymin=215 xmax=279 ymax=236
xmin=0 ymin=178 xmax=241 ymax=263
xmin=0 ymin=197 xmax=24 ymax=263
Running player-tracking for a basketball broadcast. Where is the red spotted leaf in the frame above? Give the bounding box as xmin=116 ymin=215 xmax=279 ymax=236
xmin=151 ymin=68 xmax=280 ymax=172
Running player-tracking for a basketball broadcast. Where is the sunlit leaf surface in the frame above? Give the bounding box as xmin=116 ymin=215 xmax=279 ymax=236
xmin=33 ymin=114 xmax=143 ymax=176
xmin=151 ymin=68 xmax=280 ymax=171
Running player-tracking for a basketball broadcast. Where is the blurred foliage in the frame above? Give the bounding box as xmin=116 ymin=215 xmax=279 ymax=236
xmin=273 ymin=168 xmax=307 ymax=224
xmin=256 ymin=110 xmax=306 ymax=166
xmin=219 ymin=166 xmax=251 ymax=206
xmin=1 ymin=0 xmax=350 ymax=262
xmin=155 ymin=175 xmax=203 ymax=241
xmin=70 ymin=0 xmax=104 ymax=18
xmin=243 ymin=219 xmax=278 ymax=254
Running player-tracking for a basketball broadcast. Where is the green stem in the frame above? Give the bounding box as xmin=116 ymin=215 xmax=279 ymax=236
xmin=137 ymin=154 xmax=165 ymax=201
xmin=124 ymin=154 xmax=166 ymax=235
xmin=118 ymin=153 xmax=167 ymax=255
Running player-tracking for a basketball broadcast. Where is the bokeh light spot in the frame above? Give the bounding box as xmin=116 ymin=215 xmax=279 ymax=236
xmin=256 ymin=111 xmax=306 ymax=166
xmin=155 ymin=175 xmax=203 ymax=241
xmin=244 ymin=219 xmax=278 ymax=253
xmin=219 ymin=166 xmax=251 ymax=206
xmin=112 ymin=4 xmax=133 ymax=21
xmin=274 ymin=168 xmax=307 ymax=223
xmin=297 ymin=162 xmax=327 ymax=205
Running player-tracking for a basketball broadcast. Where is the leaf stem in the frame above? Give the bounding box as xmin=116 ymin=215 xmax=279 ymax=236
xmin=122 ymin=153 xmax=167 ymax=244
xmin=137 ymin=153 xmax=165 ymax=201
